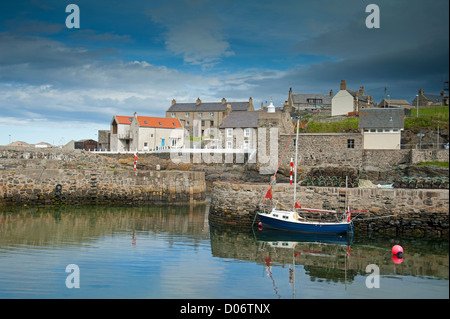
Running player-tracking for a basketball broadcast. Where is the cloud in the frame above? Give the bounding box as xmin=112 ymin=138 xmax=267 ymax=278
xmin=147 ymin=0 xmax=234 ymax=67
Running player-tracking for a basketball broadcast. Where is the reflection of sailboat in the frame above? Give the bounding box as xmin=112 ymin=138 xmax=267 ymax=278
xmin=257 ymin=230 xmax=353 ymax=298
xmin=257 ymin=119 xmax=367 ymax=234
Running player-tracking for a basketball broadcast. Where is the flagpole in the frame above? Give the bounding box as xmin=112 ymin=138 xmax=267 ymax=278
xmin=293 ymin=118 xmax=299 ymax=211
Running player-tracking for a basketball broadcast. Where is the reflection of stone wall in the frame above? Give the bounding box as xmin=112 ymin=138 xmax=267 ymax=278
xmin=209 ymin=182 xmax=449 ymax=236
xmin=0 ymin=205 xmax=209 ymax=247
xmin=0 ymin=169 xmax=206 ymax=206
xmin=209 ymin=227 xmax=449 ymax=281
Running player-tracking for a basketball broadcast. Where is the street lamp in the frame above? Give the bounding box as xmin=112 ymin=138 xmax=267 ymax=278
xmin=416 ymin=94 xmax=419 ymax=118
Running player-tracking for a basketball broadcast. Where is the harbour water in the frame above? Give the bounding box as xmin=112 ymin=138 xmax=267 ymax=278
xmin=0 ymin=203 xmax=448 ymax=299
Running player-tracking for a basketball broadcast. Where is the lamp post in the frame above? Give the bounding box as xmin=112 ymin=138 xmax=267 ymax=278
xmin=416 ymin=94 xmax=419 ymax=118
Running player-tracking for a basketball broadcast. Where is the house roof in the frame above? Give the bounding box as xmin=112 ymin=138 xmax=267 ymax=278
xmin=136 ymin=116 xmax=182 ymax=129
xmin=346 ymin=90 xmax=370 ymax=102
xmin=114 ymin=115 xmax=134 ymax=125
xmin=358 ymin=108 xmax=404 ymax=129
xmin=292 ymin=94 xmax=332 ymax=105
xmin=219 ymin=111 xmax=260 ymax=128
xmin=379 ymin=99 xmax=411 ymax=106
xmin=167 ymin=101 xmax=250 ymax=112
xmin=423 ymin=94 xmax=444 ymax=103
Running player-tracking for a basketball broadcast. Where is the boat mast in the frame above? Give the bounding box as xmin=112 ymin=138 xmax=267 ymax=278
xmin=293 ymin=118 xmax=299 ymax=211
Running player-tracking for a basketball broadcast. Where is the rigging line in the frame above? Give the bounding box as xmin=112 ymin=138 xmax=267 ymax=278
xmin=261 ymin=121 xmax=297 ymax=204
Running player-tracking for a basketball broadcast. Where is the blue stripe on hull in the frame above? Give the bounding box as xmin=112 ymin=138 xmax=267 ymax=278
xmin=258 ymin=214 xmax=350 ymax=234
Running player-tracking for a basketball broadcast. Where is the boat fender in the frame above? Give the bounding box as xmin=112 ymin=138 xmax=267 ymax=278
xmin=258 ymin=222 xmax=263 ymax=230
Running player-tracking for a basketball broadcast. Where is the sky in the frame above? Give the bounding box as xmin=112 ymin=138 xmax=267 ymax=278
xmin=0 ymin=0 xmax=448 ymax=146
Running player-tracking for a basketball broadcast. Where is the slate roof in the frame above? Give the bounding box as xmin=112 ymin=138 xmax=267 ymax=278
xmin=219 ymin=111 xmax=260 ymax=128
xmin=423 ymin=94 xmax=444 ymax=103
xmin=292 ymin=94 xmax=332 ymax=105
xmin=346 ymin=90 xmax=370 ymax=102
xmin=168 ymin=101 xmax=250 ymax=112
xmin=358 ymin=108 xmax=404 ymax=129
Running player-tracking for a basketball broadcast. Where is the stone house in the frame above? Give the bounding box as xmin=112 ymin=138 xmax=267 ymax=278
xmin=378 ymin=99 xmax=411 ymax=109
xmin=359 ymin=108 xmax=404 ymax=150
xmin=165 ymin=97 xmax=254 ymax=139
xmin=287 ymin=87 xmax=333 ymax=111
xmin=218 ymin=111 xmax=260 ymax=151
xmin=411 ymin=89 xmax=449 ymax=107
xmin=331 ymin=80 xmax=374 ymax=116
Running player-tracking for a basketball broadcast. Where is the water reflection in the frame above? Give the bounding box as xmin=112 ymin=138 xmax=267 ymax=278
xmin=0 ymin=205 xmax=448 ymax=299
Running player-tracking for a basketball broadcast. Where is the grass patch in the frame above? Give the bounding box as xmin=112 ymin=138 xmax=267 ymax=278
xmin=304 ymin=118 xmax=359 ymax=133
xmin=418 ymin=161 xmax=449 ymax=167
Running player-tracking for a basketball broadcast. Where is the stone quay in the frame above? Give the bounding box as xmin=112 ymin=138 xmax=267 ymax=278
xmin=209 ymin=181 xmax=449 ymax=237
xmin=0 ymin=169 xmax=206 ymax=206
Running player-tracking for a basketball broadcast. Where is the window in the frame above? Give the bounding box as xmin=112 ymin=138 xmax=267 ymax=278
xmin=171 ymin=139 xmax=177 ymax=147
xmin=377 ymin=129 xmax=383 ymax=133
xmin=185 ymin=113 xmax=190 ymax=118
xmin=227 ymin=128 xmax=233 ymax=137
xmin=186 ymin=121 xmax=190 ymax=126
xmin=244 ymin=140 xmax=250 ymax=150
xmin=347 ymin=139 xmax=355 ymax=149
xmin=171 ymin=113 xmax=176 ymax=118
xmin=144 ymin=142 xmax=148 ymax=147
xmin=210 ymin=112 xmax=214 ymax=117
xmin=244 ymin=128 xmax=250 ymax=137
xmin=384 ymin=129 xmax=391 ymax=132
xmin=198 ymin=112 xmax=203 ymax=118
xmin=201 ymin=120 xmax=205 ymax=126
xmin=158 ymin=122 xmax=162 ymax=125
xmin=227 ymin=141 xmax=232 ymax=149
xmin=370 ymin=129 xmax=376 ymax=133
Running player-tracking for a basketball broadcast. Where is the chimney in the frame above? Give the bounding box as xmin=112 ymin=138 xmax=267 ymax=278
xmin=249 ymin=97 xmax=254 ymax=109
xmin=171 ymin=99 xmax=176 ymax=106
xmin=225 ymin=103 xmax=232 ymax=116
xmin=441 ymin=90 xmax=446 ymax=97
xmin=359 ymin=86 xmax=365 ymax=96
xmin=340 ymin=80 xmax=347 ymax=90
xmin=196 ymin=97 xmax=202 ymax=105
xmin=418 ymin=88 xmax=424 ymax=96
xmin=221 ymin=98 xmax=227 ymax=104
xmin=330 ymin=89 xmax=333 ymax=96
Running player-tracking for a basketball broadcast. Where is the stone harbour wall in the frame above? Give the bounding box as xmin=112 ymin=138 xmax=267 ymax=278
xmin=0 ymin=169 xmax=206 ymax=206
xmin=209 ymin=182 xmax=449 ymax=237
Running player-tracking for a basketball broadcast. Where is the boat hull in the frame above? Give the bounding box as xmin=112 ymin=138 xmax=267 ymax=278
xmin=258 ymin=213 xmax=350 ymax=234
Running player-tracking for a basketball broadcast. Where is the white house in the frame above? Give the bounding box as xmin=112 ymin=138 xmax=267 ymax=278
xmin=110 ymin=115 xmax=134 ymax=152
xmin=332 ymin=80 xmax=374 ymax=116
xmin=129 ymin=113 xmax=183 ymax=151
xmin=110 ymin=113 xmax=183 ymax=152
xmin=358 ymin=108 xmax=404 ymax=150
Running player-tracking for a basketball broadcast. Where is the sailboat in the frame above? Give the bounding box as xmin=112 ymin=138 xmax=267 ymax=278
xmin=257 ymin=119 xmax=365 ymax=235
